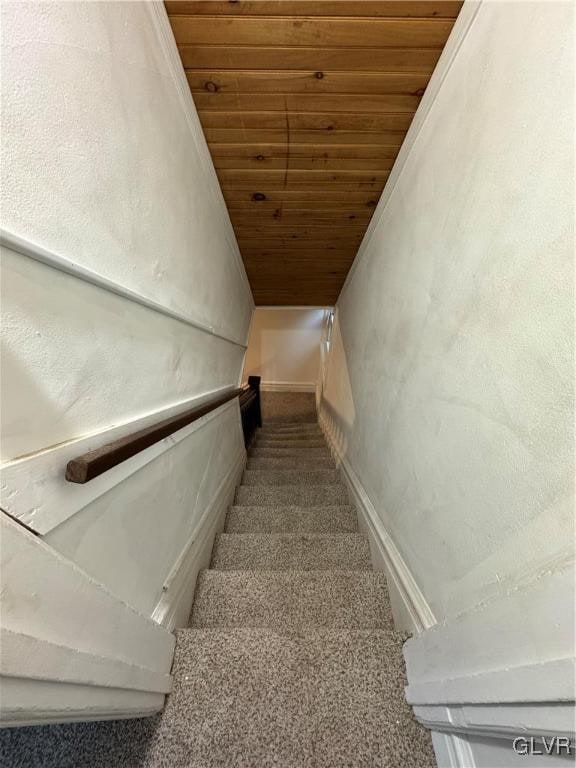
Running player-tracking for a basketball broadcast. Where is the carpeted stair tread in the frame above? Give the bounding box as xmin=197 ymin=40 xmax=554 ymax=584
xmin=242 ymin=469 xmax=340 ymax=486
xmin=210 ymin=533 xmax=372 ymax=570
xmin=0 ymin=407 xmax=437 ymax=767
xmin=256 ymin=431 xmax=325 ymax=441
xmin=0 ymin=629 xmax=433 ymax=768
xmin=225 ymin=504 xmax=357 ymax=533
xmin=190 ymin=570 xmax=394 ymax=630
xmin=155 ymin=628 xmax=434 ymax=767
xmin=258 ymin=421 xmax=322 ymax=428
xmin=261 ymin=420 xmax=321 ymax=428
xmin=247 ymin=457 xmax=335 ymax=470
xmin=255 ymin=437 xmax=327 ymax=448
xmin=249 ymin=446 xmax=332 ymax=458
xmin=235 ymin=483 xmax=348 ymax=506
xmin=259 ymin=427 xmax=322 ymax=437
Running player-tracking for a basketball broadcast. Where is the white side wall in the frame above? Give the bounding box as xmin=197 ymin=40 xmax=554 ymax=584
xmin=319 ymin=0 xmax=574 ymax=625
xmin=0 ymin=0 xmax=253 ymax=717
xmin=243 ymin=308 xmax=326 ymax=391
xmin=318 ymin=1 xmax=574 ymax=762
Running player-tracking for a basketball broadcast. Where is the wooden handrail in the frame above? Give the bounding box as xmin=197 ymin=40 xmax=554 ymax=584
xmin=66 ymin=386 xmax=247 ymax=484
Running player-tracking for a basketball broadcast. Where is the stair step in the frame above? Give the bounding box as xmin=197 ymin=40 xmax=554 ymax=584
xmin=211 ymin=533 xmax=371 ymax=570
xmin=256 ymin=437 xmax=327 ymax=447
xmin=0 ymin=628 xmax=433 ymax=767
xmin=257 ymin=432 xmax=325 ymax=442
xmin=247 ymin=457 xmax=335 ymax=470
xmin=250 ymin=446 xmax=331 ymax=458
xmin=225 ymin=505 xmax=357 ymax=533
xmin=190 ymin=570 xmax=393 ymax=630
xmin=242 ymin=469 xmax=340 ymax=486
xmin=236 ymin=483 xmax=347 ymax=506
xmin=259 ymin=424 xmax=321 ymax=435
xmin=157 ymin=628 xmax=435 ymax=768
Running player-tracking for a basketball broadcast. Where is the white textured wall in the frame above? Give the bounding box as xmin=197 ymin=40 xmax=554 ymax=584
xmin=319 ymin=1 xmax=574 ymax=622
xmin=1 ymin=1 xmax=253 ymax=618
xmin=243 ymin=308 xmax=325 ymax=389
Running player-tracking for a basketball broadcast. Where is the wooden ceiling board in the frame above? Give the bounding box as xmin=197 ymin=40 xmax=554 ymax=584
xmin=198 ymin=112 xmax=415 ymax=131
xmin=192 ymin=92 xmax=420 ymax=112
xmin=169 ymin=16 xmax=455 ymax=48
xmin=165 ymin=2 xmax=463 ymax=18
xmin=207 ymin=129 xmax=408 ymax=145
xmin=165 ymin=0 xmax=461 ymax=305
xmin=186 ymin=70 xmax=429 ymax=94
xmin=210 ymin=143 xmax=401 ymax=158
xmin=214 ymin=156 xmax=396 ymax=171
xmin=177 ymin=46 xmax=442 ymax=72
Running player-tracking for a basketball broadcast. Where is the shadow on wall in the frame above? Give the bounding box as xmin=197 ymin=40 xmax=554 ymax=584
xmin=317 ymin=310 xmax=355 ymax=460
xmin=0 ymin=342 xmax=65 ymax=462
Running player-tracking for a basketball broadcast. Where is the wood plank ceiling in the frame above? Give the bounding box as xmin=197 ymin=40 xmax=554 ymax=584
xmin=165 ymin=0 xmax=462 ymax=306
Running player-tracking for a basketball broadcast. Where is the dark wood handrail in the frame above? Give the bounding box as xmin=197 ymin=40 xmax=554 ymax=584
xmin=66 ymin=386 xmax=248 ymax=484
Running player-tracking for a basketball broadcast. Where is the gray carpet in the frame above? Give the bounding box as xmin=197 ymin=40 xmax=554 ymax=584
xmin=247 ymin=456 xmax=335 ymax=469
xmin=190 ymin=570 xmax=395 ymax=629
xmin=225 ymin=504 xmax=358 ymax=533
xmin=242 ymin=468 xmax=341 ymax=485
xmin=0 ymin=419 xmax=435 ymax=767
xmin=260 ymin=391 xmax=318 ymax=423
xmin=235 ymin=483 xmax=348 ymax=506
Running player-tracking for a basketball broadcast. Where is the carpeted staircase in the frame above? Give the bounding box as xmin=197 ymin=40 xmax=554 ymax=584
xmin=153 ymin=420 xmax=436 ymax=767
xmin=0 ymin=420 xmax=436 ymax=768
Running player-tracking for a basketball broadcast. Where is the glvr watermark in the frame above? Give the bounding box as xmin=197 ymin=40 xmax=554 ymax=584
xmin=513 ymin=737 xmax=573 ymax=756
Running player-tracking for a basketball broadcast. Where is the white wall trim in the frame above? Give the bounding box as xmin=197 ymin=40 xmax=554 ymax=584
xmin=404 ymin=564 xmax=575 ymax=742
xmin=152 ymin=448 xmax=246 ymax=629
xmin=339 ymin=0 xmax=482 ymax=302
xmin=0 ymin=230 xmax=247 ymax=349
xmin=421 ymin=702 xmax=575 ymax=743
xmin=0 ymin=678 xmax=165 ymax=729
xmin=0 ymin=628 xmax=172 ymax=695
xmin=1 ymin=388 xmax=241 ymax=534
xmin=432 ymin=732 xmax=477 ymax=768
xmin=0 ymin=514 xmax=175 ymax=725
xmin=318 ymin=409 xmax=436 ymax=633
xmin=147 ymin=1 xmax=254 ymax=316
xmin=260 ymin=381 xmax=318 ymax=393
xmin=407 ymin=657 xmax=574 ymax=706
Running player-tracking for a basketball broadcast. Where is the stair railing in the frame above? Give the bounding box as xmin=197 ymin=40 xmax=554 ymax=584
xmin=65 ymin=376 xmax=262 ymax=484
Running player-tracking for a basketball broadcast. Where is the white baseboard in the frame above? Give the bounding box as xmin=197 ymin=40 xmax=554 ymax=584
xmin=260 ymin=381 xmax=317 ymax=393
xmin=318 ymin=411 xmax=436 ymax=635
xmin=151 ymin=449 xmax=246 ymax=630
